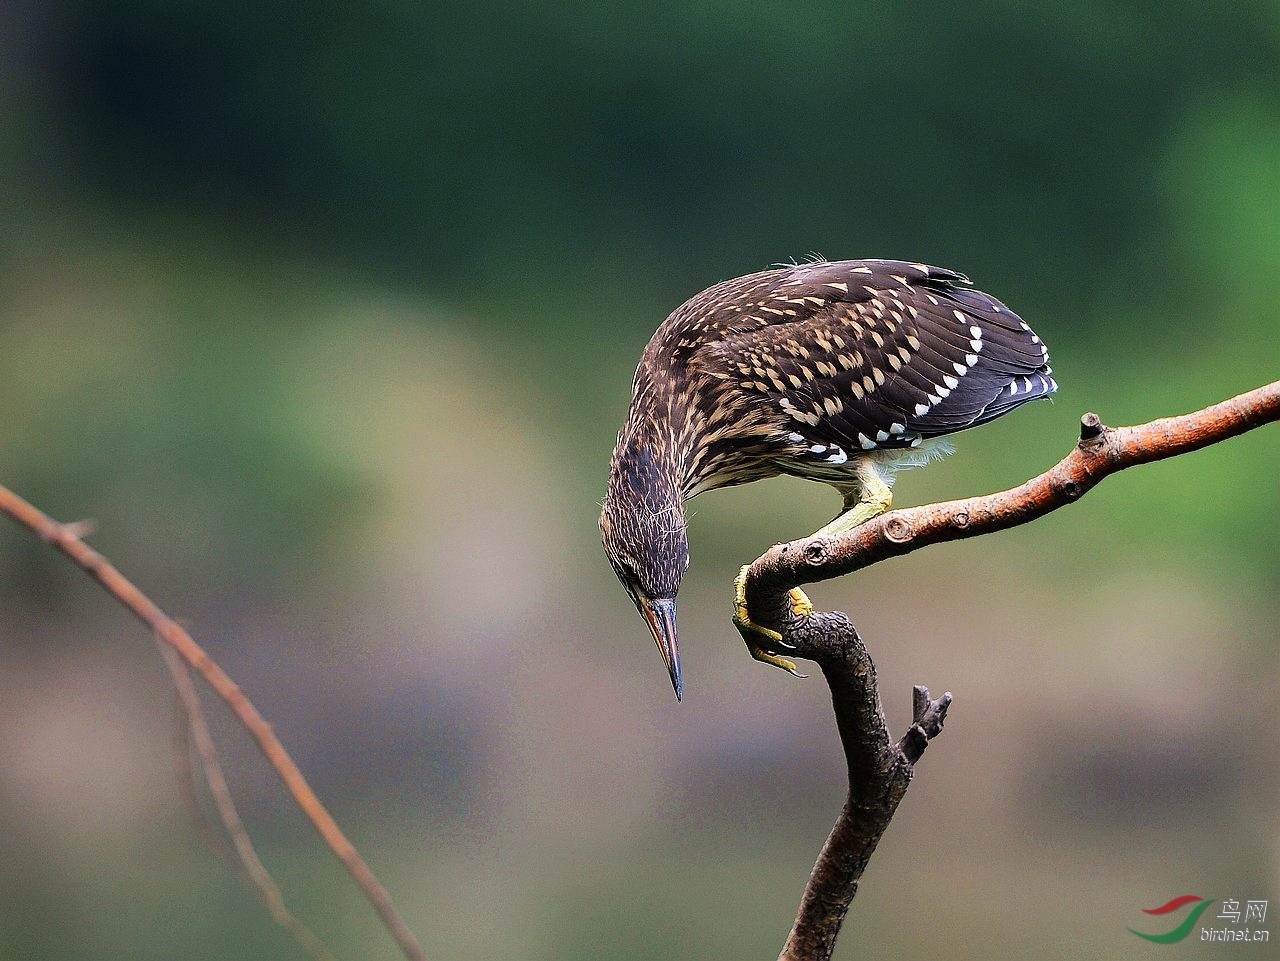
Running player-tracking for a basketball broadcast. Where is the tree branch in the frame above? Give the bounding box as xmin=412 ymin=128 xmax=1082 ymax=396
xmin=775 ymin=607 xmax=950 ymax=961
xmin=747 ymin=380 xmax=1280 ymax=607
xmin=0 ymin=485 xmax=427 ymax=961
xmin=741 ymin=379 xmax=1280 ymax=961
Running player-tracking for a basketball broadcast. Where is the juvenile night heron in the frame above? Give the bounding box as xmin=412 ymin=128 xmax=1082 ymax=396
xmin=600 ymin=259 xmax=1055 ymax=699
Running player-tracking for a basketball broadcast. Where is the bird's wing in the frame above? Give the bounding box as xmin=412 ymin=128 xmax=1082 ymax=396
xmin=681 ymin=259 xmax=1055 ymax=455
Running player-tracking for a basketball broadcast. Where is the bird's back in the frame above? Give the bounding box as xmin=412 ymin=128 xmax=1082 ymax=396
xmin=642 ymin=260 xmax=1054 ymax=483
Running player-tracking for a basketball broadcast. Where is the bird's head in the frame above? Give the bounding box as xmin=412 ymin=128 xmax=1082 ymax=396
xmin=600 ymin=438 xmax=689 ymax=700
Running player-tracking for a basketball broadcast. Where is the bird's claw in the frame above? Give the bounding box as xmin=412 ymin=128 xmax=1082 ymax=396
xmin=732 ymin=566 xmax=808 ymax=678
xmin=787 ymin=586 xmax=814 ymax=618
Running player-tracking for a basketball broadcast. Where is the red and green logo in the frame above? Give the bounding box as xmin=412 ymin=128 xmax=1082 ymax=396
xmin=1129 ymin=895 xmax=1216 ymax=943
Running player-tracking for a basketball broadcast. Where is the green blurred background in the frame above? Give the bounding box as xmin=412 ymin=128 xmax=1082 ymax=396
xmin=2 ymin=2 xmax=1278 ymax=958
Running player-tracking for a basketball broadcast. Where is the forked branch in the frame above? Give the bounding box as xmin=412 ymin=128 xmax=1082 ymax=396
xmin=773 ymin=606 xmax=950 ymax=961
xmin=739 ymin=379 xmax=1280 ymax=961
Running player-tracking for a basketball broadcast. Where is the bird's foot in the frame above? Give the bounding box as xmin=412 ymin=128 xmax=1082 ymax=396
xmin=732 ymin=565 xmax=808 ymax=678
xmin=787 ymin=585 xmax=814 ymax=618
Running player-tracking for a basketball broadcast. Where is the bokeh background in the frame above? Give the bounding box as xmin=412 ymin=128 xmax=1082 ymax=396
xmin=2 ymin=3 xmax=1278 ymax=959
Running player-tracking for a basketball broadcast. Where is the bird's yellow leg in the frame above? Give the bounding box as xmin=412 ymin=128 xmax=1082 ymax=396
xmin=813 ymin=471 xmax=893 ymax=539
xmin=732 ymin=565 xmax=809 ymax=677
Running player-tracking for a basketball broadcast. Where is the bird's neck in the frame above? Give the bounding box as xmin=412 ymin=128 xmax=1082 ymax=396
xmin=610 ymin=412 xmax=691 ymax=509
xmin=628 ymin=372 xmax=731 ymax=496
xmin=621 ymin=369 xmax=722 ymax=499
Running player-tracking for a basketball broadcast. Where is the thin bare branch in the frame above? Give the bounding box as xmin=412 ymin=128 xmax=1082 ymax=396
xmin=0 ymin=486 xmax=427 ymax=961
xmin=158 ymin=642 xmax=338 ymax=961
xmin=171 ymin=688 xmax=241 ymax=867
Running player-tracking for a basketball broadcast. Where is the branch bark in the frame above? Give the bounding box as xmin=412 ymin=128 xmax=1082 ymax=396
xmin=741 ymin=379 xmax=1280 ymax=961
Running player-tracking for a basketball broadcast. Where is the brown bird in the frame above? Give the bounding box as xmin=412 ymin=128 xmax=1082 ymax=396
xmin=600 ymin=259 xmax=1055 ymax=699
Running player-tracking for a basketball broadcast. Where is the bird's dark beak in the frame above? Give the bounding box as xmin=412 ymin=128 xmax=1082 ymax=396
xmin=640 ymin=596 xmax=682 ymax=701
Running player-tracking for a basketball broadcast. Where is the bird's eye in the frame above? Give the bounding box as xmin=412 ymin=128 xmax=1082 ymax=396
xmin=613 ymin=569 xmax=640 ymax=603
xmin=610 ymin=555 xmax=639 ymax=590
